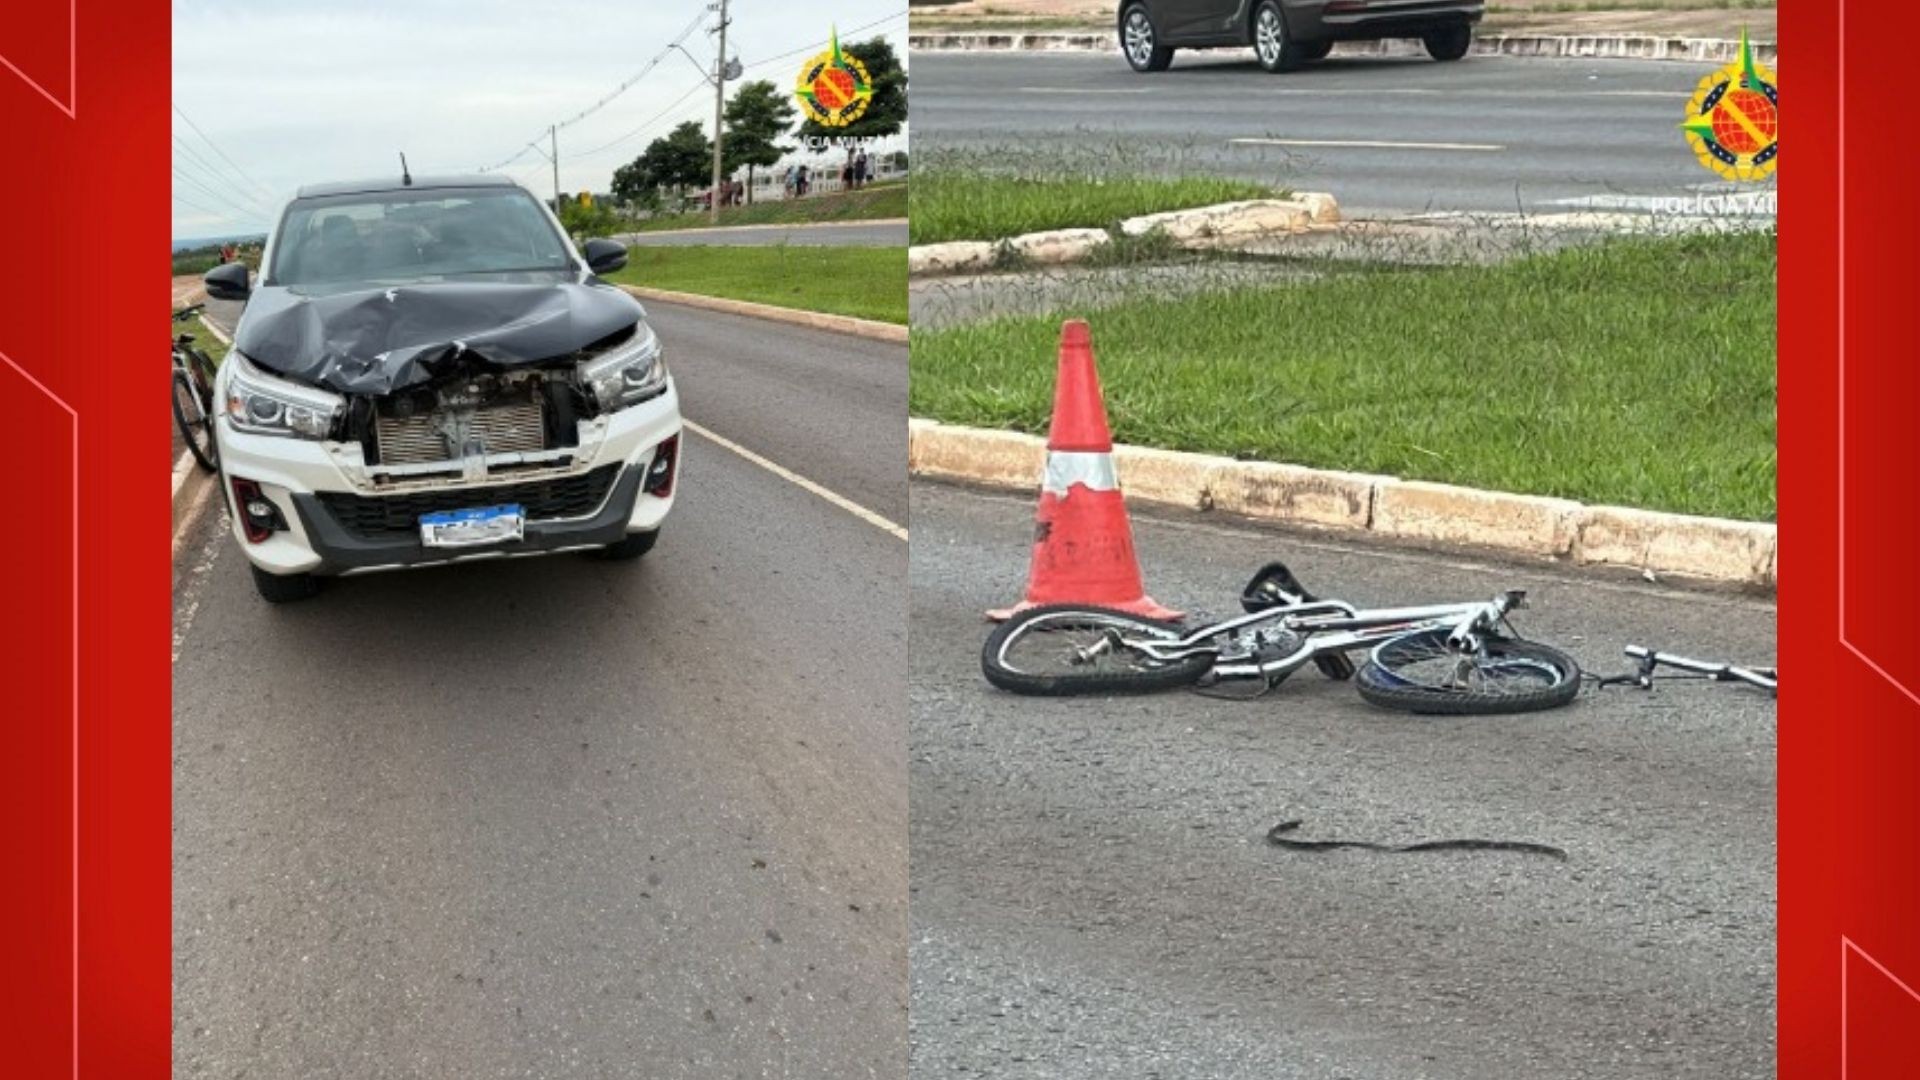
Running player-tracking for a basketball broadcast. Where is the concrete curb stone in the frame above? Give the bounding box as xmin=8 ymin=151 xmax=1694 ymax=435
xmin=910 ymin=194 xmax=1340 ymax=277
xmin=908 ymin=241 xmax=999 ymax=276
xmin=1373 ymin=478 xmax=1582 ymax=558
xmin=1211 ymin=459 xmax=1382 ymax=531
xmin=1120 ymin=199 xmax=1313 ymax=242
xmin=907 ymin=419 xmax=1775 ymax=587
xmin=1008 ymin=227 xmax=1112 ymax=265
xmin=1573 ymin=504 xmax=1776 ymax=583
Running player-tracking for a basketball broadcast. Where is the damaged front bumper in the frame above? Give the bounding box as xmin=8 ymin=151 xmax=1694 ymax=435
xmin=216 ymin=380 xmax=681 ymax=576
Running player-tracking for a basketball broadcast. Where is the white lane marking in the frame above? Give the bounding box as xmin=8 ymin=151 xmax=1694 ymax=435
xmin=197 ymin=313 xmax=233 ymax=346
xmin=684 ymin=420 xmax=907 ymax=542
xmin=1230 ymin=136 xmax=1504 ymax=152
xmin=1017 ymin=86 xmax=1150 ymax=94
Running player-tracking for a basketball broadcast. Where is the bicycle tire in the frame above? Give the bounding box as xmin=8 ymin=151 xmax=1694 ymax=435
xmin=172 ymin=369 xmax=219 ymax=473
xmin=982 ymin=605 xmax=1211 ymax=696
xmin=1356 ymin=630 xmax=1581 ymax=715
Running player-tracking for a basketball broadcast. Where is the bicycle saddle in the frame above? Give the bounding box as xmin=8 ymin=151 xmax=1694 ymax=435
xmin=1240 ymin=562 xmax=1317 ymax=610
xmin=1238 ymin=562 xmax=1356 ymax=681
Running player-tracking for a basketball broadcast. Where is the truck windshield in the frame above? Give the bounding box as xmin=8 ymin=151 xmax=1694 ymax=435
xmin=269 ymin=187 xmax=573 ymax=286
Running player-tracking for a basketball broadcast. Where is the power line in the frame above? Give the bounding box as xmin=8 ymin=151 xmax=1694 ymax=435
xmin=568 ymin=81 xmax=708 ymax=161
xmin=172 ymin=166 xmax=258 ymax=218
xmin=478 ymin=8 xmax=707 ymax=172
xmin=171 ymin=190 xmax=252 ymax=227
xmin=563 ymin=10 xmax=908 ymax=167
xmin=742 ymin=10 xmax=906 ymax=74
xmin=169 ymin=135 xmax=276 ymax=217
xmin=172 ymin=103 xmax=280 ymax=204
xmin=170 ymin=147 xmax=274 ymax=219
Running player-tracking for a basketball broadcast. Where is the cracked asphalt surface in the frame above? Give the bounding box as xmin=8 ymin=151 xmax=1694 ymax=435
xmin=172 ymin=300 xmax=906 ymax=1078
xmin=909 ymin=480 xmax=1775 ymax=1080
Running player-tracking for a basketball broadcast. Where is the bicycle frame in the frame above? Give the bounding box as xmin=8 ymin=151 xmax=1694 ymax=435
xmin=1117 ymin=590 xmax=1529 ymax=682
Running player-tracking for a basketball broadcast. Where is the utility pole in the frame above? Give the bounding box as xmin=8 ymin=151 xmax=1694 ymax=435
xmin=550 ymin=125 xmax=561 ymax=213
xmin=708 ymin=0 xmax=730 ymax=225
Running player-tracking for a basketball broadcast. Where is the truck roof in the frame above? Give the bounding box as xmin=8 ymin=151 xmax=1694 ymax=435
xmin=292 ymin=174 xmax=519 ymax=199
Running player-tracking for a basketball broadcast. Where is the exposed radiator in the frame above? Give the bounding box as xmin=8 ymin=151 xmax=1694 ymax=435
xmin=374 ymin=400 xmax=548 ymax=465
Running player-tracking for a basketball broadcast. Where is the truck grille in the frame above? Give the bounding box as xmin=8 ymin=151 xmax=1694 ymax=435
xmin=374 ymin=400 xmax=548 ymax=466
xmin=315 ymin=465 xmax=622 ymax=541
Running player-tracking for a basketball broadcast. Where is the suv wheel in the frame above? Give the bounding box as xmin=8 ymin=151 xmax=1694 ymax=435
xmin=1424 ymin=26 xmax=1473 ymax=61
xmin=250 ymin=563 xmax=320 ymax=603
xmin=1254 ymin=2 xmax=1306 ymax=73
xmin=597 ymin=529 xmax=660 ymax=561
xmin=1120 ymin=4 xmax=1172 ymax=72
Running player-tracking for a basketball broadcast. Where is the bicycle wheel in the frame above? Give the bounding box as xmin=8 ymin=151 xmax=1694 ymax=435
xmin=1356 ymin=629 xmax=1580 ymax=715
xmin=172 ymin=369 xmax=219 ymax=473
xmin=982 ymin=605 xmax=1212 ymax=696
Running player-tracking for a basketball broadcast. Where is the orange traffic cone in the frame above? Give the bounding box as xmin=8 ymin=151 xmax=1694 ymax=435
xmin=987 ymin=321 xmax=1181 ymax=623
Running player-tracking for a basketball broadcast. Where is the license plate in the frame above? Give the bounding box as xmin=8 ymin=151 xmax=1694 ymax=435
xmin=419 ymin=504 xmax=525 ymax=548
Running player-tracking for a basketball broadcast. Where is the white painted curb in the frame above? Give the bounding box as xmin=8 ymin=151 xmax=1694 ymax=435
xmin=909 ymin=32 xmax=1776 ymax=66
xmin=907 ymin=194 xmax=1340 ymax=277
xmin=908 ymin=419 xmax=1776 ymax=587
xmin=616 ymin=285 xmax=907 ymax=343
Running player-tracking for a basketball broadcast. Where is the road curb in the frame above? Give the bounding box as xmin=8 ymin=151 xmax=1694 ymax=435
xmin=909 ymin=32 xmax=1776 ymax=65
xmin=907 ymin=194 xmax=1340 ymax=278
xmin=907 ymin=419 xmax=1776 ymax=588
xmin=616 ymin=285 xmax=908 ymax=343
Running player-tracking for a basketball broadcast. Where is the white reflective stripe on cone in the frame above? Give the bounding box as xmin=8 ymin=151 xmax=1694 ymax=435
xmin=1042 ymin=451 xmax=1119 ymax=495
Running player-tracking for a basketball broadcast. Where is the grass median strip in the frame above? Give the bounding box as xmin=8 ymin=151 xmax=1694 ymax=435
xmin=911 ymin=171 xmax=1278 ymax=246
xmin=172 ymin=312 xmax=230 ymax=366
xmin=910 ymin=231 xmax=1776 ymax=521
xmin=607 ymin=244 xmax=907 ymax=325
xmin=622 ymin=182 xmax=906 ymax=233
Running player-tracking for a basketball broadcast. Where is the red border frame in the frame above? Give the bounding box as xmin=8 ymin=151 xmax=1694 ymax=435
xmin=1779 ymin=0 xmax=1920 ymax=1076
xmin=0 ymin=2 xmax=1911 ymax=1076
xmin=0 ymin=0 xmax=167 ymax=1075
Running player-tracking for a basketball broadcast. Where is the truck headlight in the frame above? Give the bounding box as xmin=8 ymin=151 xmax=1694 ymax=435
xmin=579 ymin=323 xmax=668 ymax=412
xmin=224 ymin=352 xmax=345 ymax=440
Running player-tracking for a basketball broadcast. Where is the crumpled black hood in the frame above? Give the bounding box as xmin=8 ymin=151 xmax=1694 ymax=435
xmin=232 ymin=280 xmax=644 ymax=396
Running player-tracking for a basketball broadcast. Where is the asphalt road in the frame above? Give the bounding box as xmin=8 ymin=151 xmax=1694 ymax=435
xmin=909 ymin=481 xmax=1776 ymax=1079
xmin=914 ymin=52 xmax=1773 ymax=217
xmin=173 ymin=301 xmax=907 ymax=1078
xmin=618 ymin=221 xmax=908 ymax=248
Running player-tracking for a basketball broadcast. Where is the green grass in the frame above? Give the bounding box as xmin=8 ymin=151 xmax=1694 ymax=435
xmin=171 ymin=311 xmax=229 ymax=366
xmin=606 ymin=244 xmax=907 ymax=325
xmin=910 ymin=232 xmax=1777 ymax=520
xmin=622 ymin=182 xmax=907 ymax=234
xmin=911 ymin=171 xmax=1279 ymax=246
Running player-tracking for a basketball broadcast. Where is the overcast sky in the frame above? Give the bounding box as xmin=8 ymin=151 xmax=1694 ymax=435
xmin=171 ymin=0 xmax=907 ymax=239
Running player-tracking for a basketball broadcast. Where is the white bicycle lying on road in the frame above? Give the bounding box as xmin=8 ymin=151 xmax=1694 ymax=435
xmin=982 ymin=563 xmax=1583 ymax=716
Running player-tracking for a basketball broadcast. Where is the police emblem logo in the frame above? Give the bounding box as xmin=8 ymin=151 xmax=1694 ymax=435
xmin=1681 ymin=31 xmax=1778 ymax=182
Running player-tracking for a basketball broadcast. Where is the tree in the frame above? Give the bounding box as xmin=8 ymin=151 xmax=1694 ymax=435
xmin=722 ymin=80 xmax=796 ymax=205
xmin=611 ymin=159 xmax=653 ymax=203
xmin=796 ymin=36 xmax=907 ymax=161
xmin=631 ymin=120 xmax=712 ymax=198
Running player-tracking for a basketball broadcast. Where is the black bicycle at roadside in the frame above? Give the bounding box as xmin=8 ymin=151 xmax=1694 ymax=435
xmin=982 ymin=562 xmax=1583 ymax=715
xmin=172 ymin=304 xmax=219 ymax=473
